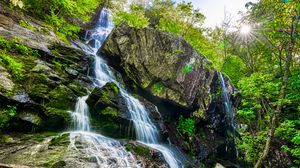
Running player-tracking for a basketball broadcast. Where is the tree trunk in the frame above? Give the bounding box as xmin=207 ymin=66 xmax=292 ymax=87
xmin=254 ymin=16 xmax=298 ymax=168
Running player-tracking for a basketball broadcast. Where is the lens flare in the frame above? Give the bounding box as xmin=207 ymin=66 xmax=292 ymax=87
xmin=240 ymin=24 xmax=251 ymax=35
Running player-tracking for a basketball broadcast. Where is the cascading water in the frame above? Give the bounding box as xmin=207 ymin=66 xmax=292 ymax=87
xmin=70 ymin=7 xmax=182 ymax=168
xmin=219 ymin=73 xmax=235 ymax=130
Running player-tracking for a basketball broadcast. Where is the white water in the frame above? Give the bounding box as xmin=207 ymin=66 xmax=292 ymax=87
xmin=219 ymin=73 xmax=235 ymax=129
xmin=70 ymin=7 xmax=182 ymax=168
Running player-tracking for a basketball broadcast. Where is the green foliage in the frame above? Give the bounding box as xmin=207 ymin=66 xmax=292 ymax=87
xmin=177 ymin=115 xmax=195 ymax=137
xmin=53 ymin=61 xmax=63 ymax=71
xmin=113 ymin=5 xmax=149 ymax=28
xmin=181 ymin=64 xmax=193 ymax=74
xmin=19 ymin=20 xmax=37 ymax=31
xmin=222 ymin=55 xmax=247 ymax=85
xmin=0 ymin=52 xmax=24 ymax=79
xmin=238 ymin=73 xmax=279 ymax=100
xmin=0 ymin=105 xmax=17 ymax=130
xmin=152 ymin=82 xmax=164 ymax=94
xmin=20 ymin=0 xmax=102 ymax=42
xmin=237 ymin=131 xmax=267 ymax=164
xmin=0 ymin=36 xmax=40 ymax=56
xmin=275 ymin=120 xmax=300 ymax=165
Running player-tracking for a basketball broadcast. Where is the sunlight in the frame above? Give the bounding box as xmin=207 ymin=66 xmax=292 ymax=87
xmin=240 ymin=24 xmax=252 ymax=35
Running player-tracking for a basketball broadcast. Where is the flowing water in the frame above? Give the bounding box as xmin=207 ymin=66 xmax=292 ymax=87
xmin=69 ymin=8 xmax=182 ymax=168
xmin=219 ymin=73 xmax=235 ymax=130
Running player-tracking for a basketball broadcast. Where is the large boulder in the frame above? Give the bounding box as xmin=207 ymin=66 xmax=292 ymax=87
xmin=99 ymin=24 xmax=240 ymax=166
xmin=99 ymin=23 xmax=215 ymax=110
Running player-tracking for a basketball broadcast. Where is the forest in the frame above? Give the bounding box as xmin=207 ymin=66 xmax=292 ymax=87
xmin=0 ymin=0 xmax=299 ymax=168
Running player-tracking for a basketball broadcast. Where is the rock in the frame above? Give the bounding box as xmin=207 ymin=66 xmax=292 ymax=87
xmin=12 ymin=91 xmax=31 ymax=103
xmin=0 ymin=163 xmax=30 ymax=168
xmin=125 ymin=141 xmax=168 ymax=168
xmin=65 ymin=68 xmax=79 ymax=77
xmin=31 ymin=63 xmax=52 ymax=72
xmin=86 ymin=83 xmax=134 ymax=139
xmin=100 ymin=24 xmax=240 ymax=166
xmin=100 ymin=23 xmax=214 ymax=109
xmin=44 ymin=108 xmax=72 ymax=130
xmin=215 ymin=163 xmax=225 ymax=168
xmin=46 ymin=85 xmax=77 ymax=110
xmin=86 ymin=82 xmax=120 ymax=111
xmin=0 ymin=1 xmax=64 ymax=53
xmin=67 ymin=81 xmax=89 ymax=97
xmin=0 ymin=65 xmax=15 ymax=93
xmin=18 ymin=112 xmax=43 ymax=127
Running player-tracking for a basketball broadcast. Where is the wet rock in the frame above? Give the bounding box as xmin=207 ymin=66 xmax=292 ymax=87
xmin=86 ymin=83 xmax=133 ymax=139
xmin=125 ymin=141 xmax=168 ymax=168
xmin=18 ymin=112 xmax=43 ymax=127
xmin=65 ymin=68 xmax=79 ymax=77
xmin=0 ymin=65 xmax=15 ymax=93
xmin=100 ymin=24 xmax=240 ymax=166
xmin=12 ymin=91 xmax=31 ymax=104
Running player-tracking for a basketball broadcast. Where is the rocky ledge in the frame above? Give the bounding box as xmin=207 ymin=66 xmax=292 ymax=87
xmin=99 ymin=23 xmax=240 ymax=165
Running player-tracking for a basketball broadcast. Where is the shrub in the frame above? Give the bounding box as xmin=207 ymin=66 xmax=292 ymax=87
xmin=0 ymin=105 xmax=17 ymax=130
xmin=177 ymin=115 xmax=195 ymax=137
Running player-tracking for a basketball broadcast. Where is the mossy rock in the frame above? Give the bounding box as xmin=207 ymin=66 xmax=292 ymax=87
xmin=125 ymin=143 xmax=150 ymax=156
xmin=67 ymin=81 xmax=89 ymax=97
xmin=50 ymin=133 xmax=69 ymax=146
xmin=90 ymin=106 xmax=133 ymax=139
xmin=44 ymin=108 xmax=72 ymax=130
xmin=86 ymin=82 xmax=120 ymax=112
xmin=46 ymin=85 xmax=77 ymax=110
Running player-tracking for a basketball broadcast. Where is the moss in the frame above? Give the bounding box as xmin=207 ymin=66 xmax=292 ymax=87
xmin=192 ymin=109 xmax=207 ymax=120
xmin=28 ymin=83 xmax=50 ymax=99
xmin=125 ymin=143 xmax=150 ymax=156
xmin=0 ymin=135 xmax=14 ymax=143
xmin=28 ymin=132 xmax=59 ymax=142
xmin=101 ymin=107 xmax=120 ymax=117
xmin=50 ymin=133 xmax=69 ymax=146
xmin=46 ymin=85 xmax=77 ymax=110
xmin=51 ymin=160 xmax=66 ymax=168
xmin=135 ymin=145 xmax=150 ymax=156
xmin=45 ymin=108 xmax=72 ymax=130
xmin=67 ymin=82 xmax=88 ymax=96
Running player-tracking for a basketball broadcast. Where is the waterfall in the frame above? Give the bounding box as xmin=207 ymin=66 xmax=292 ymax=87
xmin=219 ymin=72 xmax=235 ymax=130
xmin=70 ymin=7 xmax=182 ymax=168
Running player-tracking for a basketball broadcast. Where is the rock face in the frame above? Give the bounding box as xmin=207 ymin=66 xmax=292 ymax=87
xmin=100 ymin=24 xmax=214 ymax=110
xmin=0 ymin=1 xmax=63 ymax=53
xmin=0 ymin=2 xmax=93 ymax=132
xmin=100 ymin=24 xmax=239 ymax=165
xmin=86 ymin=83 xmax=133 ymax=139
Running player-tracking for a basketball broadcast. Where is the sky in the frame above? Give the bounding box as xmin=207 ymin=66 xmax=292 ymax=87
xmin=175 ymin=0 xmax=257 ymax=28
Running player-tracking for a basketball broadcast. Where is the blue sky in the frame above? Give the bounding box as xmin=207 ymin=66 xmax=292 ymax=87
xmin=175 ymin=0 xmax=258 ymax=28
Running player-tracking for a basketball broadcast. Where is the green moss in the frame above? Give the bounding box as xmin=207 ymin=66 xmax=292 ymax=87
xmin=19 ymin=20 xmax=37 ymax=31
xmin=152 ymin=82 xmax=164 ymax=94
xmin=0 ymin=51 xmax=24 ymax=80
xmin=135 ymin=145 xmax=150 ymax=156
xmin=28 ymin=84 xmax=49 ymax=99
xmin=47 ymin=85 xmax=76 ymax=110
xmin=67 ymin=82 xmax=88 ymax=96
xmin=50 ymin=133 xmax=69 ymax=146
xmin=45 ymin=108 xmax=72 ymax=130
xmin=101 ymin=107 xmax=120 ymax=117
xmin=125 ymin=143 xmax=150 ymax=156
